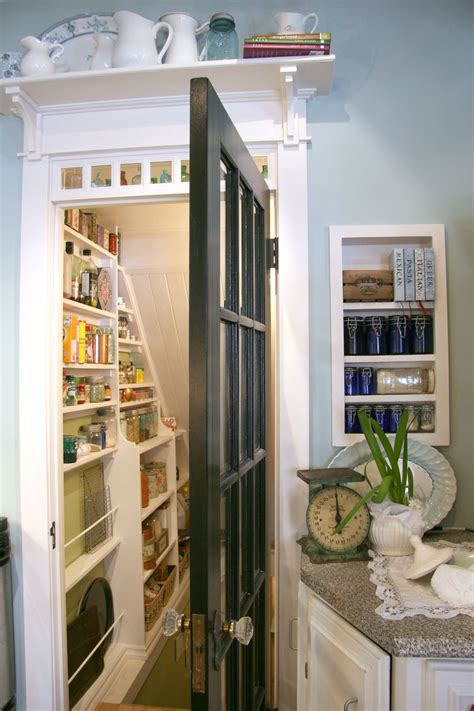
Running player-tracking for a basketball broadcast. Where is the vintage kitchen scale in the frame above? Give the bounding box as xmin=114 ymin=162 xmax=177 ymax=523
xmin=297 ymin=468 xmax=371 ymax=563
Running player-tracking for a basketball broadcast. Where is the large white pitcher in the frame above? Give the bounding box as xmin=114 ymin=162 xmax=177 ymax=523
xmin=275 ymin=11 xmax=319 ymax=35
xmin=159 ymin=12 xmax=209 ymax=65
xmin=112 ymin=11 xmax=173 ymax=67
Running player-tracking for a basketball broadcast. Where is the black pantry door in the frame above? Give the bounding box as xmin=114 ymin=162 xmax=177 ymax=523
xmin=189 ymin=77 xmax=271 ymax=711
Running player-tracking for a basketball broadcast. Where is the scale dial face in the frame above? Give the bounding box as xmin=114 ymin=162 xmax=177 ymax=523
xmin=307 ymin=485 xmax=370 ymax=553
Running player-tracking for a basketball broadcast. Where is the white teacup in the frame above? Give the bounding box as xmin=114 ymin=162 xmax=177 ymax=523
xmin=275 ymin=11 xmax=319 ymax=35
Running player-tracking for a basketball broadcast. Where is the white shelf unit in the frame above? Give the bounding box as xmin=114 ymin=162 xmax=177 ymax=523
xmin=329 ymin=225 xmax=449 ymax=447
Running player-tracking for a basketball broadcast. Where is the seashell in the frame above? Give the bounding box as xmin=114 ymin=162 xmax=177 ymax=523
xmin=431 ymin=563 xmax=474 ymax=606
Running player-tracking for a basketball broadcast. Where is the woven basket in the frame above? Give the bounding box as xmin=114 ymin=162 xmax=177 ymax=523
xmin=144 ymin=565 xmax=176 ymax=632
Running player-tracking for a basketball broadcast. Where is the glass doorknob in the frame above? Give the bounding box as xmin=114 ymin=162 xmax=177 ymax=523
xmin=223 ymin=616 xmax=253 ymax=645
xmin=163 ymin=608 xmax=190 ymax=636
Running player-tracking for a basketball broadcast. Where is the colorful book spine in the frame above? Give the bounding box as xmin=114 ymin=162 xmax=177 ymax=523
xmin=424 ymin=247 xmax=436 ymax=300
xmin=246 ymin=33 xmax=331 ymax=42
xmin=403 ymin=248 xmax=415 ymax=301
xmin=243 ymin=46 xmax=330 ymax=58
xmin=414 ymin=248 xmax=425 ymax=300
xmin=390 ymin=248 xmax=405 ymax=301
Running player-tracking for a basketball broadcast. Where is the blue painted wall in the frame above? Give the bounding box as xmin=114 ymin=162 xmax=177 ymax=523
xmin=1 ymin=0 xmax=472 ymax=705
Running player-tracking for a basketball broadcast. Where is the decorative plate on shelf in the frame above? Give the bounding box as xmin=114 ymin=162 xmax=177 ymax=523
xmin=1 ymin=51 xmax=23 ymax=79
xmin=97 ymin=268 xmax=112 ymax=312
xmin=329 ymin=438 xmax=456 ymax=530
xmin=39 ymin=14 xmax=117 ymax=72
xmin=78 ymin=577 xmax=114 ymax=653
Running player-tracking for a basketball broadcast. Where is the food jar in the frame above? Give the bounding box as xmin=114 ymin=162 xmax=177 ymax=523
xmin=410 ymin=314 xmax=433 ymax=354
xmin=376 ymin=368 xmax=435 ymax=395
xmin=365 ymin=316 xmax=387 ymax=355
xmin=406 ymin=405 xmax=420 ymax=431
xmin=388 ymin=315 xmax=410 ymax=355
xmin=141 ymin=471 xmax=149 ymax=508
xmin=388 ymin=404 xmax=404 ymax=433
xmin=344 ymin=316 xmax=364 ymax=355
xmin=142 ymin=526 xmax=156 ymax=570
xmin=358 ymin=367 xmax=375 ymax=395
xmin=88 ymin=376 xmax=105 ymax=403
xmin=372 ymin=405 xmax=389 ymax=432
xmin=344 ymin=367 xmax=358 ymax=396
xmin=345 ymin=406 xmax=360 ymax=433
xmin=144 ymin=468 xmax=160 ymax=499
xmin=420 ymin=404 xmax=435 ymax=432
xmin=63 ymin=435 xmax=78 ymax=463
xmin=85 ymin=423 xmax=103 ymax=449
xmin=94 ymin=409 xmax=117 ymax=448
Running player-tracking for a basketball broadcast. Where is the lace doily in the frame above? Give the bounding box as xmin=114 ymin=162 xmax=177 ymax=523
xmin=368 ymin=540 xmax=474 ymax=620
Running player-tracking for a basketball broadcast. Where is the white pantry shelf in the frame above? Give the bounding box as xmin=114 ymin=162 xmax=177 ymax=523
xmin=63 ymin=400 xmax=118 ymax=417
xmin=137 ymin=434 xmax=174 ymax=455
xmin=141 ymin=490 xmax=173 ymax=522
xmin=344 ymin=355 xmax=435 ymax=365
xmin=64 ymin=224 xmax=117 ymax=261
xmin=118 ymin=338 xmax=143 ymax=347
xmin=63 ymin=298 xmax=116 ymax=320
xmin=120 ymin=398 xmax=157 ymax=410
xmin=145 ymin=569 xmax=189 ymax=650
xmin=119 ymin=382 xmax=154 ymax=389
xmin=63 ymin=446 xmax=117 ymax=472
xmin=143 ymin=539 xmax=177 ymax=583
xmin=118 ymin=306 xmax=134 ymax=315
xmin=64 ymin=536 xmax=121 ymax=592
xmin=63 ymin=362 xmax=115 ymax=371
xmin=343 ymin=301 xmax=434 ymax=311
xmin=345 ymin=394 xmax=436 ymax=404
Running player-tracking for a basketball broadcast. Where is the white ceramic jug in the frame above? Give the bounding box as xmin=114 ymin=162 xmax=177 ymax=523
xmin=159 ymin=12 xmax=209 ymax=65
xmin=90 ymin=33 xmax=115 ymax=70
xmin=274 ymin=11 xmax=319 ymax=35
xmin=20 ymin=35 xmax=64 ymax=76
xmin=112 ymin=11 xmax=173 ymax=68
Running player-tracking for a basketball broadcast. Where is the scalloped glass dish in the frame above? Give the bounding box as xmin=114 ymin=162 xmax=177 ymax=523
xmin=329 ymin=438 xmax=456 ymax=530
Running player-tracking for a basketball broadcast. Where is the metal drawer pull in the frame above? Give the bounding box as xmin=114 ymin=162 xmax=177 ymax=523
xmin=344 ymin=698 xmax=358 ymax=710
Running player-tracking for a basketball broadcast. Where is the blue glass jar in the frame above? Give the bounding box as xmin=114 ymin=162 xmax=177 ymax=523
xmin=344 ymin=316 xmax=364 ymax=355
xmin=388 ymin=314 xmax=410 ymax=355
xmin=372 ymin=405 xmax=389 ymax=431
xmin=410 ymin=314 xmax=433 ymax=354
xmin=358 ymin=367 xmax=375 ymax=395
xmin=203 ymin=13 xmax=239 ymax=60
xmin=344 ymin=367 xmax=359 ymax=395
xmin=345 ymin=406 xmax=360 ymax=433
xmin=365 ymin=316 xmax=387 ymax=355
xmin=388 ymin=404 xmax=404 ymax=433
xmin=358 ymin=405 xmax=372 ymax=427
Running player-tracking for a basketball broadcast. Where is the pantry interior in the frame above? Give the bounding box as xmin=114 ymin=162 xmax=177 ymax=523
xmin=61 ymin=190 xmax=198 ymax=708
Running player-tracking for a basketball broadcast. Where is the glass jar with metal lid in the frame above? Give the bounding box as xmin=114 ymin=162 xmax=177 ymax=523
xmin=202 ymin=13 xmax=239 ymax=60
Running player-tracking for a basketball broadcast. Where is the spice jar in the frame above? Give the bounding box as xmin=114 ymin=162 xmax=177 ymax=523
xmin=420 ymin=404 xmax=435 ymax=432
xmin=88 ymin=376 xmax=105 ymax=403
xmin=142 ymin=524 xmax=156 ymax=570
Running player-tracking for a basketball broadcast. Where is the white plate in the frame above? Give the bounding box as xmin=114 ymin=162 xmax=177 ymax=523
xmin=329 ymin=438 xmax=456 ymax=530
xmin=39 ymin=14 xmax=117 ymax=72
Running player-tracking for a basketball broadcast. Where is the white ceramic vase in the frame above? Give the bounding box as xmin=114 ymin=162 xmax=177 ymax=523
xmin=369 ymin=514 xmax=413 ymax=556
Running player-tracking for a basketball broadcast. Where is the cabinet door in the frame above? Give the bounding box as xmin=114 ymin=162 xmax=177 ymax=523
xmin=392 ymin=657 xmax=474 ymax=711
xmin=302 ymin=589 xmax=390 ymax=711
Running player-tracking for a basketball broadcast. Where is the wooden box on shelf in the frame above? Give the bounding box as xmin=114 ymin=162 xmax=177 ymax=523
xmin=343 ymin=269 xmax=393 ymax=302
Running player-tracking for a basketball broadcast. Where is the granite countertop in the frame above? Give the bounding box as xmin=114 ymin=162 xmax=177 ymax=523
xmin=300 ymin=530 xmax=474 ymax=658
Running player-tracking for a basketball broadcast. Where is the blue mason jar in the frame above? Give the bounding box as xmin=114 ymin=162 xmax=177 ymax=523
xmin=410 ymin=314 xmax=433 ymax=354
xmin=365 ymin=316 xmax=387 ymax=355
xmin=358 ymin=367 xmax=375 ymax=395
xmin=388 ymin=404 xmax=404 ymax=433
xmin=372 ymin=405 xmax=389 ymax=431
xmin=345 ymin=406 xmax=360 ymax=433
xmin=344 ymin=316 xmax=365 ymax=355
xmin=358 ymin=405 xmax=372 ymax=428
xmin=203 ymin=13 xmax=239 ymax=60
xmin=344 ymin=367 xmax=359 ymax=395
xmin=388 ymin=314 xmax=410 ymax=355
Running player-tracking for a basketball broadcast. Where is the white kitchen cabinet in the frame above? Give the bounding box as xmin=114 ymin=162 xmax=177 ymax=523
xmin=329 ymin=224 xmax=450 ymax=446
xmin=298 ymin=582 xmax=474 ymax=711
xmin=297 ymin=582 xmax=390 ymax=711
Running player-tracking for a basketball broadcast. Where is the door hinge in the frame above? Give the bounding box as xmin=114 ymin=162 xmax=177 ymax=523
xmin=305 ymin=661 xmax=308 ymax=679
xmin=266 ymin=237 xmax=279 ymax=270
xmin=49 ymin=521 xmax=56 ymax=550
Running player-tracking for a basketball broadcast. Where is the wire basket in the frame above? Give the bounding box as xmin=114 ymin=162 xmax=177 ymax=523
xmin=144 ymin=565 xmax=177 ymax=632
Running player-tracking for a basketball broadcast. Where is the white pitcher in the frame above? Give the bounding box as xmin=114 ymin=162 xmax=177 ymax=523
xmin=112 ymin=11 xmax=173 ymax=68
xmin=274 ymin=11 xmax=319 ymax=35
xmin=159 ymin=12 xmax=209 ymax=65
xmin=90 ymin=33 xmax=115 ymax=70
xmin=20 ymin=35 xmax=64 ymax=76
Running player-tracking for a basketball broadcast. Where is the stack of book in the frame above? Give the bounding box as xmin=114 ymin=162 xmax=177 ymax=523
xmin=390 ymin=247 xmax=436 ymax=301
xmin=243 ymin=33 xmax=331 ymax=59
